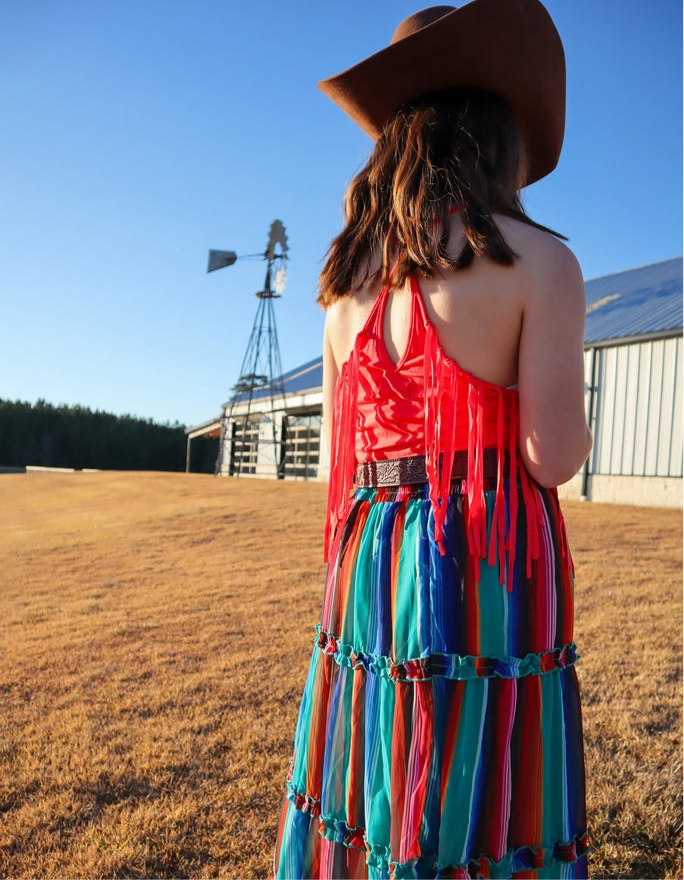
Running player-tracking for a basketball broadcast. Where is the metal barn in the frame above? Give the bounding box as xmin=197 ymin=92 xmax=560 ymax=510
xmin=558 ymin=257 xmax=682 ymax=508
xmin=186 ymin=358 xmax=327 ymax=480
xmin=188 ymin=257 xmax=682 ymax=508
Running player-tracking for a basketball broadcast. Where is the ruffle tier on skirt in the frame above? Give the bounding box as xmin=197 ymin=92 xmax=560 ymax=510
xmin=274 ymin=482 xmax=588 ymax=880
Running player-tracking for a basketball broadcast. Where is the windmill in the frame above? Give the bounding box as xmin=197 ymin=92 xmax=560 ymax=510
xmin=208 ymin=220 xmax=289 ymax=477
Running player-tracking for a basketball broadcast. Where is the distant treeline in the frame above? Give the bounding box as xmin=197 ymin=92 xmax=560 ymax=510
xmin=0 ymin=399 xmax=218 ymax=473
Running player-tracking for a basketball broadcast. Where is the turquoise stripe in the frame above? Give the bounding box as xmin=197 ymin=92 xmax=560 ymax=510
xmin=363 ymin=672 xmax=381 ymax=813
xmin=438 ymin=679 xmax=489 ymax=866
xmin=415 ymin=497 xmax=432 ymax=658
xmin=288 ymin=646 xmax=321 ymax=798
xmin=365 ymin=675 xmax=394 ymax=846
xmin=541 ymin=669 xmax=570 ymax=847
xmin=321 ymin=664 xmax=353 ymax=821
xmin=274 ymin=802 xmax=310 ymax=879
xmin=393 ymin=499 xmax=424 ymax=660
xmin=343 ymin=504 xmax=372 ymax=646
xmin=479 ymin=492 xmax=509 ymax=655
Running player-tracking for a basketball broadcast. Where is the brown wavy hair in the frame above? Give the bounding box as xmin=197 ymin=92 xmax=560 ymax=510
xmin=318 ymin=89 xmax=564 ymax=307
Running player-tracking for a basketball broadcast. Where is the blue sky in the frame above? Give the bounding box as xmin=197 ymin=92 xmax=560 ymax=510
xmin=1 ymin=0 xmax=681 ymax=427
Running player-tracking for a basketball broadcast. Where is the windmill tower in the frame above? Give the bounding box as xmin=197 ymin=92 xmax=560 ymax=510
xmin=208 ymin=220 xmax=289 ymax=478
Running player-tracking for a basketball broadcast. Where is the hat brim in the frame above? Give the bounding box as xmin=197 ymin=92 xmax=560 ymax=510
xmin=318 ymin=0 xmax=565 ymax=185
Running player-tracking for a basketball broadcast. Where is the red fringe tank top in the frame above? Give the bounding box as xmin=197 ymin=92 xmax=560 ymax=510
xmin=324 ymin=274 xmax=563 ymax=593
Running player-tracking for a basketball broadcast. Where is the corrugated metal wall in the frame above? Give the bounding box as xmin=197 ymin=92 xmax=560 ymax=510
xmin=586 ymin=335 xmax=682 ymax=478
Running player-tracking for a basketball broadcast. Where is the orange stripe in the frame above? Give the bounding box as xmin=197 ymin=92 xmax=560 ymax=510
xmin=337 ymin=503 xmax=370 ymax=635
xmin=345 ymin=668 xmax=365 ymax=828
xmin=305 ymin=654 xmax=333 ymax=799
xmin=389 ymin=685 xmax=409 ymax=858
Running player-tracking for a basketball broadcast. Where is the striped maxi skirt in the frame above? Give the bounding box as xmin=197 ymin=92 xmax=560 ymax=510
xmin=273 ymin=480 xmax=589 ymax=879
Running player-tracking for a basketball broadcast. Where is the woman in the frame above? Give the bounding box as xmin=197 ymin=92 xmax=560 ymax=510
xmin=274 ymin=1 xmax=592 ymax=878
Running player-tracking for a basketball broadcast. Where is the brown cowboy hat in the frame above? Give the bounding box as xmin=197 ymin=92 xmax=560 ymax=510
xmin=317 ymin=0 xmax=565 ymax=185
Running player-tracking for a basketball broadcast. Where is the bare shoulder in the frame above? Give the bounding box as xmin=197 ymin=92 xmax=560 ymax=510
xmin=324 ymin=283 xmax=380 ymax=368
xmin=324 ymin=288 xmax=369 ymax=337
xmin=325 ymin=292 xmax=356 ymax=331
xmin=494 ymin=215 xmax=584 ymax=304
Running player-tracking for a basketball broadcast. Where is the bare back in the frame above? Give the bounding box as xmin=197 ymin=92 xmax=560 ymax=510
xmin=323 ymin=213 xmax=592 ymax=487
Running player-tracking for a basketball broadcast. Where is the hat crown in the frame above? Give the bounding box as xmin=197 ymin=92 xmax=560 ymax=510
xmin=390 ymin=6 xmax=457 ymax=44
xmin=319 ymin=0 xmax=565 ymax=184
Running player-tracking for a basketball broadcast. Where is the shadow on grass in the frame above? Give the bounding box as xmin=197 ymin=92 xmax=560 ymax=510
xmin=589 ymin=858 xmax=675 ymax=880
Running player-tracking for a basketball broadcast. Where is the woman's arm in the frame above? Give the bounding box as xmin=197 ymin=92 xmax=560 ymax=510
xmin=322 ymin=315 xmax=340 ymax=457
xmin=518 ymin=242 xmax=592 ymax=486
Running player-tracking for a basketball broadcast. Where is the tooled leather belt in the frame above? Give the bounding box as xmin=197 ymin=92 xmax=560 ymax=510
xmin=354 ymin=450 xmax=502 ymax=487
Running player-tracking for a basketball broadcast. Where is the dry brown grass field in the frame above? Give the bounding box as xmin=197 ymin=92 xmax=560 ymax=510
xmin=0 ymin=471 xmax=681 ymax=879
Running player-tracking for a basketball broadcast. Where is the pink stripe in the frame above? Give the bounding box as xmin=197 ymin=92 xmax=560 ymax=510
xmin=401 ymin=684 xmax=435 ymax=861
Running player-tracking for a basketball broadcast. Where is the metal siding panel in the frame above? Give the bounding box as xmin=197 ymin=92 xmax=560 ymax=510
xmin=620 ymin=344 xmax=640 ymax=475
xmin=644 ymin=340 xmax=665 ymax=475
xmin=583 ymin=350 xmax=593 ymax=422
xmin=582 ymin=349 xmax=595 ymax=481
xmin=657 ymin=337 xmax=678 ymax=476
xmin=610 ymin=346 xmax=629 ymax=474
xmin=590 ymin=349 xmax=604 ymax=473
xmin=628 ymin=344 xmax=641 ymax=475
xmin=670 ymin=337 xmax=684 ymax=477
xmin=598 ymin=347 xmax=617 ymax=473
xmin=632 ymin=341 xmax=652 ymax=475
xmin=669 ymin=337 xmax=683 ymax=477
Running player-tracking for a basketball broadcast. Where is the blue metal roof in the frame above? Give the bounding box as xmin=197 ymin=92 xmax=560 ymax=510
xmin=584 ymin=257 xmax=682 ymax=344
xmin=230 ymin=355 xmax=323 ymax=404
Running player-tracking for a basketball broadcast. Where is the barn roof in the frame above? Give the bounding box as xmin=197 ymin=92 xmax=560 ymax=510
xmin=229 ymin=356 xmax=323 ymax=404
xmin=273 ymin=356 xmax=323 ymax=395
xmin=584 ymin=256 xmax=682 ymax=345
